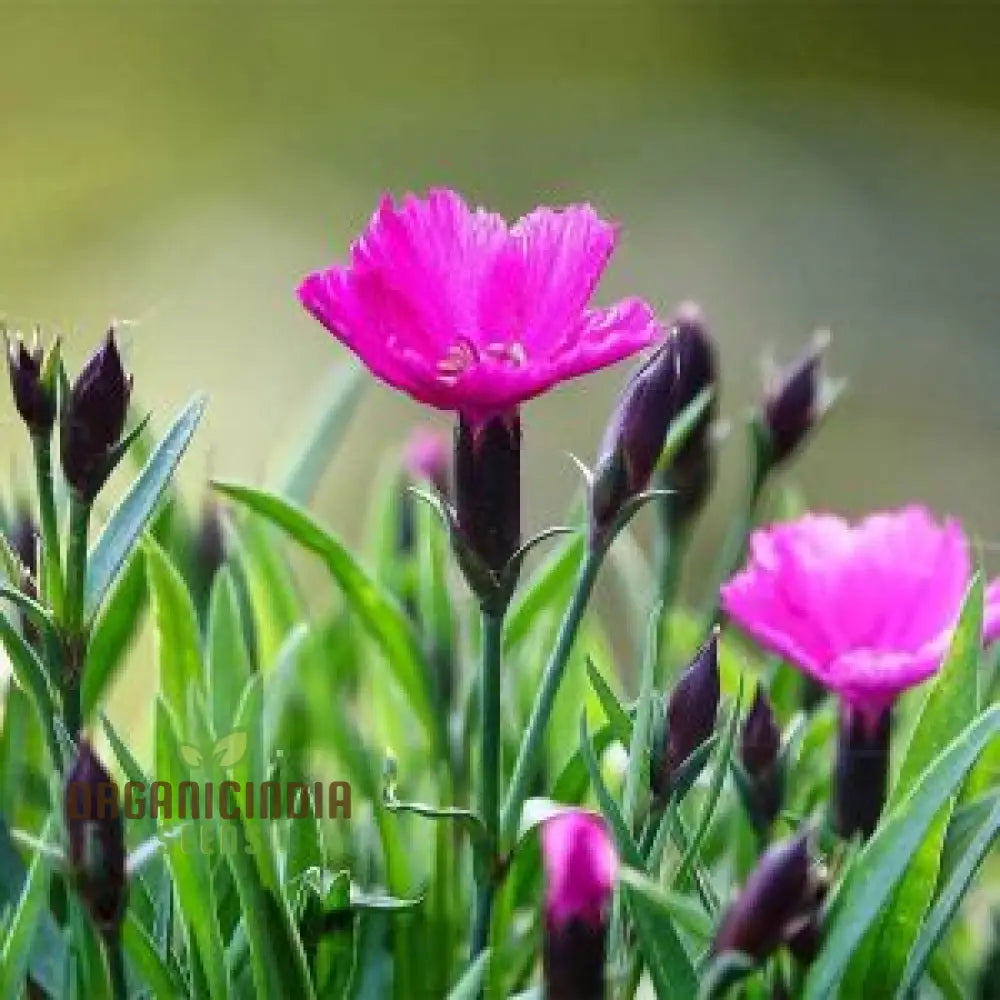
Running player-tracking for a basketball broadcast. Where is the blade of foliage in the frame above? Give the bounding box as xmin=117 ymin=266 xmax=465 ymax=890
xmin=155 ymin=699 xmax=230 ymax=1000
xmin=896 ymin=791 xmax=1000 ymax=998
xmin=856 ymin=576 xmax=982 ymax=995
xmin=212 ymin=481 xmax=445 ymax=759
xmin=504 ymin=533 xmax=584 ymax=652
xmin=82 ymin=550 xmax=146 ymax=719
xmin=586 ymin=656 xmax=632 ymax=746
xmin=803 ymin=704 xmax=1000 ymax=1000
xmin=274 ymin=362 xmax=365 ymax=506
xmin=121 ymin=911 xmax=188 ymax=999
xmin=206 ymin=567 xmax=253 ymax=739
xmin=145 ymin=539 xmax=203 ymax=722
xmin=618 ymin=867 xmax=699 ymax=999
xmin=0 ymin=612 xmax=58 ymax=764
xmin=446 ymin=950 xmax=490 ymax=999
xmin=85 ymin=394 xmax=206 ymax=621
xmin=0 ymin=817 xmax=54 ymax=998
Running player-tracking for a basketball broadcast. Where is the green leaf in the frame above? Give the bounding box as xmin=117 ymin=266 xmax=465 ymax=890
xmin=618 ymin=867 xmax=699 ymax=999
xmin=504 ymin=533 xmax=584 ymax=652
xmin=85 ymin=394 xmax=206 ymax=621
xmin=213 ymin=481 xmax=444 ymax=759
xmin=579 ymin=713 xmax=643 ymax=869
xmin=0 ymin=817 xmax=54 ymax=998
xmin=855 ymin=577 xmax=982 ymax=995
xmin=803 ymin=704 xmax=1000 ymax=1000
xmin=206 ymin=567 xmax=253 ymax=738
xmin=273 ymin=363 xmax=365 ymax=506
xmin=896 ymin=791 xmax=1000 ymax=997
xmin=83 ymin=550 xmax=146 ymax=720
xmin=155 ymin=699 xmax=230 ymax=1000
xmin=0 ymin=613 xmax=58 ymax=764
xmin=145 ymin=538 xmax=203 ymax=720
xmin=446 ymin=950 xmax=490 ymax=1000
xmin=586 ymin=657 xmax=633 ymax=747
xmin=120 ymin=911 xmax=188 ymax=999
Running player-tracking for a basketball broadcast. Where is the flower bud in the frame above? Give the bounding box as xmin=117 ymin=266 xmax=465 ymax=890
xmin=60 ymin=330 xmax=133 ymax=500
xmin=541 ymin=810 xmax=617 ymax=1000
xmin=655 ymin=304 xmax=718 ymax=529
xmin=64 ymin=741 xmax=126 ymax=934
xmin=591 ymin=332 xmax=680 ymax=541
xmin=651 ymin=629 xmax=720 ymax=800
xmin=7 ymin=506 xmax=39 ymax=581
xmin=834 ymin=703 xmax=890 ymax=840
xmin=760 ymin=333 xmax=832 ymax=467
xmin=739 ymin=685 xmax=783 ymax=830
xmin=713 ymin=831 xmax=822 ymax=963
xmin=453 ymin=412 xmax=520 ymax=605
xmin=6 ymin=330 xmax=58 ymax=436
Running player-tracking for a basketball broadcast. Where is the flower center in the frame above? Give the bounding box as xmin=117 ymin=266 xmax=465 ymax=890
xmin=436 ymin=338 xmax=527 ymax=384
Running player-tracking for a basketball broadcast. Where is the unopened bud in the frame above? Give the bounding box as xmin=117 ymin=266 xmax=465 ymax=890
xmin=591 ymin=332 xmax=680 ymax=540
xmin=64 ymin=741 xmax=126 ymax=934
xmin=651 ymin=630 xmax=720 ymax=799
xmin=403 ymin=427 xmax=450 ymax=497
xmin=61 ymin=330 xmax=133 ymax=500
xmin=453 ymin=412 xmax=520 ymax=607
xmin=761 ymin=333 xmax=833 ymax=467
xmin=834 ymin=703 xmax=890 ymax=840
xmin=656 ymin=305 xmax=718 ymax=529
xmin=713 ymin=831 xmax=823 ymax=963
xmin=739 ymin=685 xmax=783 ymax=830
xmin=541 ymin=810 xmax=617 ymax=1000
xmin=6 ymin=330 xmax=58 ymax=436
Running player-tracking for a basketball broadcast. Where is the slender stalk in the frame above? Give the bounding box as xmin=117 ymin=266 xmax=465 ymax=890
xmin=31 ymin=433 xmax=64 ymax=615
xmin=470 ymin=611 xmax=504 ymax=960
xmin=62 ymin=495 xmax=91 ymax=738
xmin=500 ymin=547 xmax=603 ymax=847
xmin=106 ymin=931 xmax=128 ymax=1000
xmin=655 ymin=526 xmax=688 ymax=684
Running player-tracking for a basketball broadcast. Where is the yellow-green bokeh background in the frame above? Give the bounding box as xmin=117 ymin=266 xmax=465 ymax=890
xmin=2 ymin=3 xmax=1000 ymax=731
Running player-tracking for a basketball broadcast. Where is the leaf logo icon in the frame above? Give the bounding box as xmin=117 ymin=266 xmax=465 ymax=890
xmin=213 ymin=730 xmax=247 ymax=768
xmin=179 ymin=744 xmax=204 ymax=768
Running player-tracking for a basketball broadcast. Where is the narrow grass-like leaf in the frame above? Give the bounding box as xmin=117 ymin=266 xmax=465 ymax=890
xmin=145 ymin=539 xmax=203 ymax=721
xmin=0 ymin=817 xmax=54 ymax=998
xmin=85 ymin=394 xmax=206 ymax=621
xmin=618 ymin=867 xmax=699 ymax=999
xmin=121 ymin=911 xmax=188 ymax=1000
xmin=803 ymin=704 xmax=1000 ymax=1000
xmin=579 ymin=713 xmax=643 ymax=869
xmin=896 ymin=791 xmax=1000 ymax=997
xmin=446 ymin=950 xmax=490 ymax=999
xmin=586 ymin=657 xmax=633 ymax=748
xmin=0 ymin=613 xmax=57 ymax=763
xmin=857 ymin=576 xmax=982 ymax=995
xmin=213 ymin=481 xmax=444 ymax=759
xmin=155 ymin=699 xmax=230 ymax=1000
xmin=206 ymin=567 xmax=253 ymax=738
xmin=274 ymin=363 xmax=364 ymax=506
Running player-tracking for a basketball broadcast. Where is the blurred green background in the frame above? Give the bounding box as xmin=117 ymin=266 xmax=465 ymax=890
xmin=2 ymin=1 xmax=1000 ymax=601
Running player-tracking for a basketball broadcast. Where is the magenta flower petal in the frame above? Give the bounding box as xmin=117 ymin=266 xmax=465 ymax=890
xmin=298 ymin=189 xmax=659 ymax=422
xmin=541 ymin=810 xmax=617 ymax=931
xmin=722 ymin=506 xmax=1000 ymax=711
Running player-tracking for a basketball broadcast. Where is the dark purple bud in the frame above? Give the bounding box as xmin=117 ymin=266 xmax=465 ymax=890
xmin=7 ymin=506 xmax=39 ymax=580
xmin=454 ymin=412 xmax=520 ymax=597
xmin=6 ymin=332 xmax=58 ymax=436
xmin=194 ymin=499 xmax=227 ymax=585
xmin=739 ymin=686 xmax=783 ymax=829
xmin=834 ymin=703 xmax=891 ymax=840
xmin=64 ymin=741 xmax=126 ymax=934
xmin=713 ymin=831 xmax=821 ymax=963
xmin=651 ymin=629 xmax=720 ymax=799
xmin=61 ymin=330 xmax=133 ymax=500
xmin=656 ymin=305 xmax=718 ymax=530
xmin=761 ymin=333 xmax=832 ymax=467
xmin=541 ymin=811 xmax=617 ymax=1000
xmin=591 ymin=332 xmax=680 ymax=541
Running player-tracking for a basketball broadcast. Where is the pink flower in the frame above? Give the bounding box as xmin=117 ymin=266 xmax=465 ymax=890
xmin=721 ymin=506 xmax=1000 ymax=717
xmin=402 ymin=427 xmax=449 ymax=494
xmin=541 ymin=809 xmax=617 ymax=930
xmin=298 ymin=189 xmax=658 ymax=424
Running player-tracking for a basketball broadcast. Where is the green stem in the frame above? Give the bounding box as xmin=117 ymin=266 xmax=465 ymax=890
xmin=655 ymin=526 xmax=688 ymax=684
xmin=62 ymin=495 xmax=91 ymax=738
xmin=31 ymin=434 xmax=64 ymax=615
xmin=500 ymin=546 xmax=603 ymax=847
xmin=470 ymin=610 xmax=504 ymax=960
xmin=105 ymin=931 xmax=128 ymax=1000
